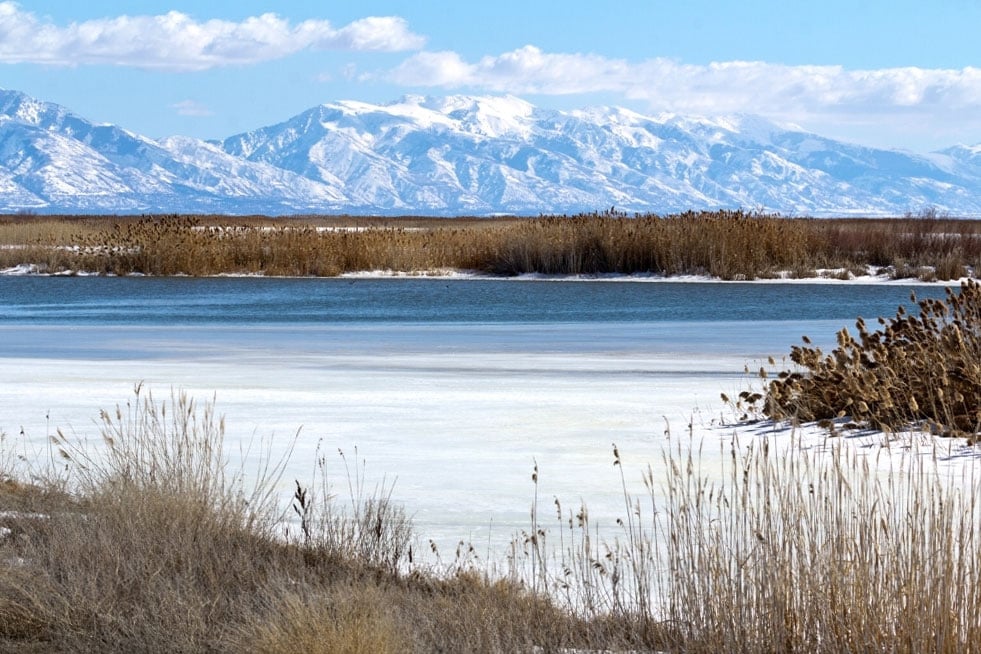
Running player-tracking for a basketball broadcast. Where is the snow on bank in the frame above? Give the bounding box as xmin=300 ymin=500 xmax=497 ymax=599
xmin=339 ymin=267 xmax=976 ymax=285
xmin=721 ymin=416 xmax=980 ymax=478
xmin=0 ymin=263 xmax=39 ymax=275
xmin=3 ymin=260 xmax=975 ymax=285
xmin=0 ymin=264 xmax=103 ymax=276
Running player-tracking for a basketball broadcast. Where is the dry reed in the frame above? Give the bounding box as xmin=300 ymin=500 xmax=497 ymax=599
xmin=767 ymin=278 xmax=981 ymax=438
xmin=654 ymin=436 xmax=981 ymax=652
xmin=1 ymin=211 xmax=979 ymax=279
xmin=2 ymin=383 xmax=981 ymax=651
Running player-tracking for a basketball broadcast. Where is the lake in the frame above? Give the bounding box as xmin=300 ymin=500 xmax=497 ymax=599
xmin=0 ymin=276 xmax=953 ymax=556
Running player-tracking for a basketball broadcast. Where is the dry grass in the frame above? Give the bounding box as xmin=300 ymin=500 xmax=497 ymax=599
xmin=767 ymin=278 xmax=981 ymax=438
xmin=655 ymin=436 xmax=981 ymax=653
xmin=239 ymin=589 xmax=408 ymax=654
xmin=2 ymin=380 xmax=981 ymax=651
xmin=0 ymin=387 xmax=293 ymax=652
xmin=1 ymin=211 xmax=979 ymax=279
xmin=0 ymin=388 xmax=638 ymax=653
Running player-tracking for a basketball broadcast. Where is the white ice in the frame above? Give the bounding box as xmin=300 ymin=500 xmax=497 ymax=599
xmin=1 ymin=319 xmax=977 ymax=562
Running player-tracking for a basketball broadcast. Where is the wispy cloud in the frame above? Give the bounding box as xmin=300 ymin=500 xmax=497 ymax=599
xmin=170 ymin=100 xmax=213 ymax=117
xmin=0 ymin=2 xmax=425 ymax=71
xmin=390 ymin=46 xmax=981 ymax=125
xmin=315 ymin=63 xmax=361 ymax=84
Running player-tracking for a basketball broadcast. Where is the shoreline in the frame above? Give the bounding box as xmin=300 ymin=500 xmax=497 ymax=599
xmin=2 ymin=262 xmax=976 ymax=285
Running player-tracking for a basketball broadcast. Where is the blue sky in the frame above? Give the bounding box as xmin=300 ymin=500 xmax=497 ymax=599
xmin=1 ymin=1 xmax=979 ymax=151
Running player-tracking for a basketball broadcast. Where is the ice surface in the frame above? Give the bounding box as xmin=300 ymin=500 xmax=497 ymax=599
xmin=0 ymin=322 xmax=774 ymax=554
xmin=2 ymin=318 xmax=976 ymax=562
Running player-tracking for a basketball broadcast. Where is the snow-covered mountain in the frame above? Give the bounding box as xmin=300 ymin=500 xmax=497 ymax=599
xmin=2 ymin=88 xmax=980 ymax=215
xmin=0 ymin=89 xmax=344 ymax=213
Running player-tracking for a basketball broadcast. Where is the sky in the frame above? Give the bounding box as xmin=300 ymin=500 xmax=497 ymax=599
xmin=1 ymin=1 xmax=979 ymax=152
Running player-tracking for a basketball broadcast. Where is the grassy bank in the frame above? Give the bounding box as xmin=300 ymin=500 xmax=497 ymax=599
xmin=1 ymin=211 xmax=980 ymax=279
xmin=2 ymin=385 xmax=980 ymax=652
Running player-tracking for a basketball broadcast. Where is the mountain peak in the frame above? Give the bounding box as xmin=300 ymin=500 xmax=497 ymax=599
xmin=390 ymin=93 xmax=534 ymax=114
xmin=1 ymin=89 xmax=980 ymax=216
xmin=0 ymin=88 xmax=66 ymax=127
xmin=319 ymin=94 xmax=538 ymax=138
xmin=430 ymin=94 xmax=537 ymax=138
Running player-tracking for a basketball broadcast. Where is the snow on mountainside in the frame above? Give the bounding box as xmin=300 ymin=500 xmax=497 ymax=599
xmin=0 ymin=89 xmax=347 ymax=213
xmin=1 ymin=88 xmax=980 ymax=215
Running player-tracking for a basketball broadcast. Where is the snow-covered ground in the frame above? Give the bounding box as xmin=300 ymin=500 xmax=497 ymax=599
xmin=338 ymin=267 xmax=976 ymax=285
xmin=2 ymin=318 xmax=976 ymax=561
xmin=0 ymin=324 xmax=738 ymax=553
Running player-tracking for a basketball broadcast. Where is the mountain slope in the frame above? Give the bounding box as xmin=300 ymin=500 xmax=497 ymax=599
xmin=220 ymin=95 xmax=981 ymax=215
xmin=1 ymin=88 xmax=980 ymax=215
xmin=0 ymin=89 xmax=347 ymax=213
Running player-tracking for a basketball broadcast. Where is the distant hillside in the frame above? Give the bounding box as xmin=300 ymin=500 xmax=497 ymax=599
xmin=1 ymin=88 xmax=980 ymax=215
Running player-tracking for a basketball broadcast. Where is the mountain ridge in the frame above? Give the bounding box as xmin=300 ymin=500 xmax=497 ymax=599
xmin=1 ymin=88 xmax=979 ymax=216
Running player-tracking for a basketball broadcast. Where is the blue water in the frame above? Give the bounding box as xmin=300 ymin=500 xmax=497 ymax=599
xmin=0 ymin=276 xmax=949 ymax=325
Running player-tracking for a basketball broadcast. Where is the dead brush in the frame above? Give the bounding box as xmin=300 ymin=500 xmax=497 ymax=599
xmin=2 ymin=212 xmax=980 ymax=278
xmin=767 ymin=278 xmax=981 ymax=438
xmin=289 ymin=445 xmax=412 ymax=575
xmin=0 ymin=385 xmax=296 ymax=652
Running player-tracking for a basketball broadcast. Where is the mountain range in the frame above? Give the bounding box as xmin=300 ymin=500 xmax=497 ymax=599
xmin=1 ymin=88 xmax=980 ymax=216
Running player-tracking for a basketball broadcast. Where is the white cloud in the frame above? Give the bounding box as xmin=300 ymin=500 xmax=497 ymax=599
xmin=170 ymin=100 xmax=213 ymax=117
xmin=0 ymin=2 xmax=425 ymax=70
xmin=390 ymin=45 xmax=981 ymax=130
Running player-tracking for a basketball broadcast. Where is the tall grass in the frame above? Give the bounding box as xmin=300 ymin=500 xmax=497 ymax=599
xmin=656 ymin=436 xmax=981 ymax=652
xmin=290 ymin=446 xmax=412 ymax=574
xmin=506 ymin=434 xmax=981 ymax=652
xmin=767 ymin=278 xmax=981 ymax=438
xmin=2 ymin=211 xmax=979 ymax=278
xmin=3 ymin=385 xmax=980 ymax=651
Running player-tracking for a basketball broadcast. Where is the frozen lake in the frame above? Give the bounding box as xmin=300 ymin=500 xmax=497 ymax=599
xmin=0 ymin=277 xmax=952 ymax=557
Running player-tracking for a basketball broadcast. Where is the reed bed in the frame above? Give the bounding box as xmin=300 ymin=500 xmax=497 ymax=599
xmin=655 ymin=436 xmax=981 ymax=652
xmin=767 ymin=278 xmax=981 ymax=439
xmin=2 ymin=386 xmax=981 ymax=652
xmin=1 ymin=211 xmax=979 ymax=279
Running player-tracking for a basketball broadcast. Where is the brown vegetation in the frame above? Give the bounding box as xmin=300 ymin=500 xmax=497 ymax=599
xmin=2 ymin=385 xmax=981 ymax=651
xmin=656 ymin=436 xmax=981 ymax=652
xmin=1 ymin=210 xmax=979 ymax=279
xmin=766 ymin=278 xmax=981 ymax=439
xmin=0 ymin=389 xmax=658 ymax=653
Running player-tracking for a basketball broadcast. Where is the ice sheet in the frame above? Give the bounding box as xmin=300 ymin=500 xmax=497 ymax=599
xmin=1 ymin=321 xmax=976 ymax=560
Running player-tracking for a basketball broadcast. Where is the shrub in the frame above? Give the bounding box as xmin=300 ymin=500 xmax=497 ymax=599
xmin=766 ymin=279 xmax=981 ymax=437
